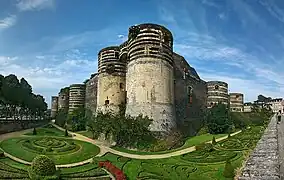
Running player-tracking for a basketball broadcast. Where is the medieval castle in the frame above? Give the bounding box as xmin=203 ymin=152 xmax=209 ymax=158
xmin=51 ymin=23 xmax=245 ymax=135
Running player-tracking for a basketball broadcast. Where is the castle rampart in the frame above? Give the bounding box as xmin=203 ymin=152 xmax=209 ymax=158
xmin=96 ymin=46 xmax=126 ymax=114
xmin=51 ymin=96 xmax=58 ymax=118
xmin=207 ymin=81 xmax=228 ymax=107
xmin=58 ymin=87 xmax=69 ymax=111
xmin=68 ymin=84 xmax=86 ymax=114
xmin=85 ymin=73 xmax=98 ymax=115
xmin=125 ymin=23 xmax=176 ymax=133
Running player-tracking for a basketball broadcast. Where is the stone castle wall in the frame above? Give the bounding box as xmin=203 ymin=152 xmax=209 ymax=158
xmin=238 ymin=115 xmax=280 ymax=180
xmin=51 ymin=96 xmax=58 ymax=118
xmin=207 ymin=81 xmax=228 ymax=108
xmin=125 ymin=24 xmax=176 ymax=133
xmin=173 ymin=53 xmax=207 ymax=136
xmin=68 ymin=84 xmax=86 ymax=114
xmin=96 ymin=46 xmax=126 ymax=114
xmin=0 ymin=120 xmax=49 ymax=135
xmin=85 ymin=74 xmax=98 ymax=115
xmin=58 ymin=87 xmax=69 ymax=111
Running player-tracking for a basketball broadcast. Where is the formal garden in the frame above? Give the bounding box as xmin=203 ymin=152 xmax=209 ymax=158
xmin=0 ymin=98 xmax=274 ymax=179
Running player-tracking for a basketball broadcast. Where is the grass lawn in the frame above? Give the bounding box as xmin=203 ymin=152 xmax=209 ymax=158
xmin=24 ymin=124 xmax=66 ymax=137
xmin=0 ymin=137 xmax=100 ymax=164
xmin=112 ymin=133 xmax=227 ymax=155
xmin=93 ymin=126 xmax=265 ymax=180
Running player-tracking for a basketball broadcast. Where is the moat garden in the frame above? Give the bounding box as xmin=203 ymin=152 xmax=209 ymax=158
xmin=0 ymin=118 xmax=268 ymax=180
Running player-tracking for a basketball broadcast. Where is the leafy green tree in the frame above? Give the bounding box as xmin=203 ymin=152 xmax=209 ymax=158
xmin=68 ymin=107 xmax=86 ymax=131
xmin=206 ymin=103 xmax=233 ymax=134
xmin=55 ymin=109 xmax=68 ymax=127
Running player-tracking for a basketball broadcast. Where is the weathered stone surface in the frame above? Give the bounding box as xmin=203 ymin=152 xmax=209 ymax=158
xmin=238 ymin=115 xmax=280 ymax=180
xmin=85 ymin=74 xmax=98 ymax=115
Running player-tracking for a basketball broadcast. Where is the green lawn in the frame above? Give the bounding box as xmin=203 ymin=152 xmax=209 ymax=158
xmin=112 ymin=133 xmax=227 ymax=155
xmin=93 ymin=126 xmax=265 ymax=180
xmin=24 ymin=124 xmax=66 ymax=137
xmin=0 ymin=137 xmax=100 ymax=164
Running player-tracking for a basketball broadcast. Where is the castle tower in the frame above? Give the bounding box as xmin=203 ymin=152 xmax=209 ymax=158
xmin=58 ymin=87 xmax=69 ymax=112
xmin=125 ymin=23 xmax=176 ymax=133
xmin=51 ymin=96 xmax=58 ymax=118
xmin=207 ymin=81 xmax=228 ymax=108
xmin=229 ymin=93 xmax=244 ymax=112
xmin=68 ymin=84 xmax=86 ymax=114
xmin=85 ymin=73 xmax=99 ymax=115
xmin=96 ymin=46 xmax=126 ymax=114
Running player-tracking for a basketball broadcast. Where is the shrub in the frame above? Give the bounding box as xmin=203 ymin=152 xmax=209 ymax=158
xmin=195 ymin=143 xmax=214 ymax=152
xmin=223 ymin=160 xmax=234 ymax=178
xmin=33 ymin=128 xmax=37 ymax=135
xmin=65 ymin=129 xmax=68 ymax=137
xmin=98 ymin=161 xmax=126 ymax=180
xmin=228 ymin=133 xmax=231 ymax=138
xmin=30 ymin=155 xmax=56 ymax=176
xmin=212 ymin=136 xmax=216 ymax=145
xmin=46 ymin=147 xmax=53 ymax=152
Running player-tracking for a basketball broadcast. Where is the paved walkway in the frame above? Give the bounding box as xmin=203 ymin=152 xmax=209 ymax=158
xmin=277 ymin=115 xmax=284 ymax=180
xmin=52 ymin=123 xmax=242 ymax=159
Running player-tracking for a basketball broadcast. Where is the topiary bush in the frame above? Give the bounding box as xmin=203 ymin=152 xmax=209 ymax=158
xmin=65 ymin=129 xmax=68 ymax=137
xmin=223 ymin=160 xmax=234 ymax=178
xmin=33 ymin=128 xmax=37 ymax=135
xmin=212 ymin=136 xmax=216 ymax=145
xmin=28 ymin=155 xmax=60 ymax=180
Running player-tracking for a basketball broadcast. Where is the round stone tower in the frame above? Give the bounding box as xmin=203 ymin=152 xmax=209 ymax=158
xmin=51 ymin=96 xmax=58 ymax=118
xmin=207 ymin=81 xmax=229 ymax=108
xmin=125 ymin=23 xmax=176 ymax=134
xmin=58 ymin=87 xmax=69 ymax=111
xmin=229 ymin=93 xmax=244 ymax=112
xmin=96 ymin=46 xmax=127 ymax=114
xmin=68 ymin=84 xmax=86 ymax=114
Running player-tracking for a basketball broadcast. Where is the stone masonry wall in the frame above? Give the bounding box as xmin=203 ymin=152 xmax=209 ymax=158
xmin=238 ymin=115 xmax=280 ymax=180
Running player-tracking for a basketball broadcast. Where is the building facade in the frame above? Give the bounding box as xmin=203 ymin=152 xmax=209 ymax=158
xmin=229 ymin=93 xmax=244 ymax=112
xmin=266 ymin=98 xmax=283 ymax=113
xmin=244 ymin=102 xmax=253 ymax=112
xmin=206 ymin=81 xmax=228 ymax=108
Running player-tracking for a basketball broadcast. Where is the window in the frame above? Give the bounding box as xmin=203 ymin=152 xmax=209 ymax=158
xmin=214 ymin=85 xmax=219 ymax=90
xmin=105 ymin=100 xmax=109 ymax=105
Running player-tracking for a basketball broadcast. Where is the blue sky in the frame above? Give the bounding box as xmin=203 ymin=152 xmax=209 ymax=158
xmin=1 ymin=0 xmax=284 ymax=108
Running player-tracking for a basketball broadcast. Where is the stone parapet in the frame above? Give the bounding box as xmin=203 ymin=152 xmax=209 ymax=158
xmin=238 ymin=115 xmax=280 ymax=180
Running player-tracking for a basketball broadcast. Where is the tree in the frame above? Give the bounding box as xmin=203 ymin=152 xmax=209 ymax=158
xmin=223 ymin=160 xmax=234 ymax=178
xmin=206 ymin=103 xmax=233 ymax=134
xmin=55 ymin=109 xmax=68 ymax=127
xmin=68 ymin=107 xmax=86 ymax=131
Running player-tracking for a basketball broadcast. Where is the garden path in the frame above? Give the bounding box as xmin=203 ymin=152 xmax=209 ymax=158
xmin=51 ymin=123 xmax=242 ymax=159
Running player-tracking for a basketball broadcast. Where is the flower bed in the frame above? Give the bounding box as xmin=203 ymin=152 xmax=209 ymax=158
xmin=98 ymin=161 xmax=127 ymax=180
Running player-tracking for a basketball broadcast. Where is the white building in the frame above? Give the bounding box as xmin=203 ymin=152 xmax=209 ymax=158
xmin=243 ymin=103 xmax=252 ymax=112
xmin=266 ymin=98 xmax=283 ymax=113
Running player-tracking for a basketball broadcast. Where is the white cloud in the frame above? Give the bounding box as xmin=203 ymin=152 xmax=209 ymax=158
xmin=16 ymin=0 xmax=54 ymax=11
xmin=201 ymin=0 xmax=221 ymax=8
xmin=0 ymin=15 xmax=17 ymax=30
xmin=219 ymin=13 xmax=226 ymax=20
